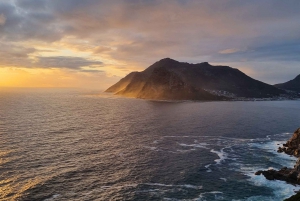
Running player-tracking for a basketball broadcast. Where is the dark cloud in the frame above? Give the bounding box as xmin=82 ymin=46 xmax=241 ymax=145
xmin=80 ymin=69 xmax=104 ymax=73
xmin=212 ymin=41 xmax=300 ymax=63
xmin=34 ymin=56 xmax=103 ymax=70
xmin=0 ymin=42 xmax=103 ymax=70
xmin=14 ymin=0 xmax=48 ymax=11
xmin=0 ymin=1 xmax=62 ymax=42
xmin=0 ymin=42 xmax=35 ymax=67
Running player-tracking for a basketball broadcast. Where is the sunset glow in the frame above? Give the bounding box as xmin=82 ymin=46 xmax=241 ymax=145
xmin=1 ymin=2 xmax=300 ymax=200
xmin=0 ymin=0 xmax=299 ymax=88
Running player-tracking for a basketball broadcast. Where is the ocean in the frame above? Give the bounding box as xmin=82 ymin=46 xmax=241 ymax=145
xmin=0 ymin=88 xmax=299 ymax=201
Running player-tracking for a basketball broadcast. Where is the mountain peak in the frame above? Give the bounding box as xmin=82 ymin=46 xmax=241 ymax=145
xmin=158 ymin=58 xmax=179 ymax=63
xmin=156 ymin=58 xmax=212 ymax=67
xmin=199 ymin=62 xmax=210 ymax=65
xmin=106 ymin=58 xmax=286 ymax=100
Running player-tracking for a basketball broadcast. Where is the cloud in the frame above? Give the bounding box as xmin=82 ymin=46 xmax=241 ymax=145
xmin=219 ymin=48 xmax=241 ymax=54
xmin=93 ymin=46 xmax=112 ymax=54
xmin=34 ymin=56 xmax=103 ymax=70
xmin=14 ymin=0 xmax=47 ymax=11
xmin=0 ymin=42 xmax=104 ymax=71
xmin=0 ymin=1 xmax=63 ymax=42
xmin=0 ymin=0 xmax=300 ymax=84
xmin=213 ymin=41 xmax=300 ymax=63
xmin=0 ymin=42 xmax=36 ymax=67
xmin=0 ymin=13 xmax=5 ymax=25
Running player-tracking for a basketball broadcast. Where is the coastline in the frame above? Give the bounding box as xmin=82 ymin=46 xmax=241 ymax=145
xmin=105 ymin=90 xmax=300 ymax=102
xmin=255 ymin=128 xmax=300 ymax=200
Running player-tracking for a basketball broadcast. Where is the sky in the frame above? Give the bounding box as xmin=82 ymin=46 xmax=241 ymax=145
xmin=0 ymin=0 xmax=300 ymax=89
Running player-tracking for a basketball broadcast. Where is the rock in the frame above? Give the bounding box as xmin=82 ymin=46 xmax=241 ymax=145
xmin=288 ymin=170 xmax=299 ymax=181
xmin=259 ymin=128 xmax=300 ymax=201
xmin=284 ymin=191 xmax=300 ymax=201
xmin=277 ymin=128 xmax=300 ymax=157
xmin=255 ymin=171 xmax=263 ymax=175
xmin=257 ymin=128 xmax=300 ymax=200
xmin=294 ymin=158 xmax=300 ymax=171
xmin=261 ymin=170 xmax=275 ymax=180
xmin=256 ymin=167 xmax=300 ymax=184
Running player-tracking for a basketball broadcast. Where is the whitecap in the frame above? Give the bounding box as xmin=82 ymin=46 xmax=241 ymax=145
xmin=44 ymin=194 xmax=60 ymax=201
xmin=100 ymin=184 xmax=138 ymax=190
xmin=210 ymin=148 xmax=228 ymax=165
xmin=144 ymin=183 xmax=202 ymax=189
xmin=249 ymin=140 xmax=297 ymax=168
xmin=205 ymin=164 xmax=212 ymax=172
xmin=244 ymin=173 xmax=300 ymax=201
xmin=220 ymin=178 xmax=227 ymax=182
xmin=143 ymin=146 xmax=158 ymax=151
xmin=198 ymin=191 xmax=224 ymax=201
xmin=236 ymin=138 xmax=300 ymax=201
xmin=178 ymin=143 xmax=209 ymax=149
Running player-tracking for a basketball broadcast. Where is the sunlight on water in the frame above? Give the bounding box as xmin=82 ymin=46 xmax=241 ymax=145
xmin=0 ymin=90 xmax=299 ymax=200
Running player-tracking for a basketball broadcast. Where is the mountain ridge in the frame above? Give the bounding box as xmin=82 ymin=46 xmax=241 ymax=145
xmin=106 ymin=58 xmax=287 ymax=100
xmin=274 ymin=74 xmax=300 ymax=93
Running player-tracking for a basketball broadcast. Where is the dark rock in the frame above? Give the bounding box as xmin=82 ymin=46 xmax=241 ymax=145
xmin=261 ymin=170 xmax=275 ymax=180
xmin=294 ymin=158 xmax=300 ymax=171
xmin=257 ymin=168 xmax=300 ymax=184
xmin=288 ymin=170 xmax=299 ymax=180
xmin=284 ymin=191 xmax=300 ymax=201
xmin=255 ymin=171 xmax=263 ymax=175
xmin=278 ymin=128 xmax=300 ymax=157
xmin=257 ymin=128 xmax=300 ymax=200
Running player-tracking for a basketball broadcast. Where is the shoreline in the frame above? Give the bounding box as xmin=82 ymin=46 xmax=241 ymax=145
xmin=255 ymin=128 xmax=300 ymax=200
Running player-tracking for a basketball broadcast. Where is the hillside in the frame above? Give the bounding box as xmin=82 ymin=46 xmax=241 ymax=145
xmin=274 ymin=74 xmax=300 ymax=93
xmin=106 ymin=58 xmax=286 ymax=100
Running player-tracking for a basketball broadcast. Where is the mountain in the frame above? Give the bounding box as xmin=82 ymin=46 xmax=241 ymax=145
xmin=106 ymin=58 xmax=285 ymax=100
xmin=274 ymin=74 xmax=300 ymax=93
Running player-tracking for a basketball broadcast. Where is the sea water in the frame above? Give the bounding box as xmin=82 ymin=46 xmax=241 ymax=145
xmin=0 ymin=88 xmax=299 ymax=201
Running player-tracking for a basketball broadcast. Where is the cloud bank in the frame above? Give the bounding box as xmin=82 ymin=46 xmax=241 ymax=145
xmin=0 ymin=0 xmax=299 ymax=85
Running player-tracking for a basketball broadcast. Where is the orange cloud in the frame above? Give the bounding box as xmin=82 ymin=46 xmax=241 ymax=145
xmin=0 ymin=0 xmax=299 ymax=87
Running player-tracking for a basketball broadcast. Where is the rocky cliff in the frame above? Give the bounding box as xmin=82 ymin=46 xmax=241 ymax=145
xmin=255 ymin=128 xmax=300 ymax=200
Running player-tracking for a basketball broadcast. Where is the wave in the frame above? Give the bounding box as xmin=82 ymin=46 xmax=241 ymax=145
xmin=43 ymin=194 xmax=60 ymax=201
xmin=210 ymin=148 xmax=228 ymax=165
xmin=178 ymin=142 xmax=209 ymax=149
xmin=143 ymin=183 xmax=203 ymax=190
xmin=230 ymin=134 xmax=300 ymax=201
